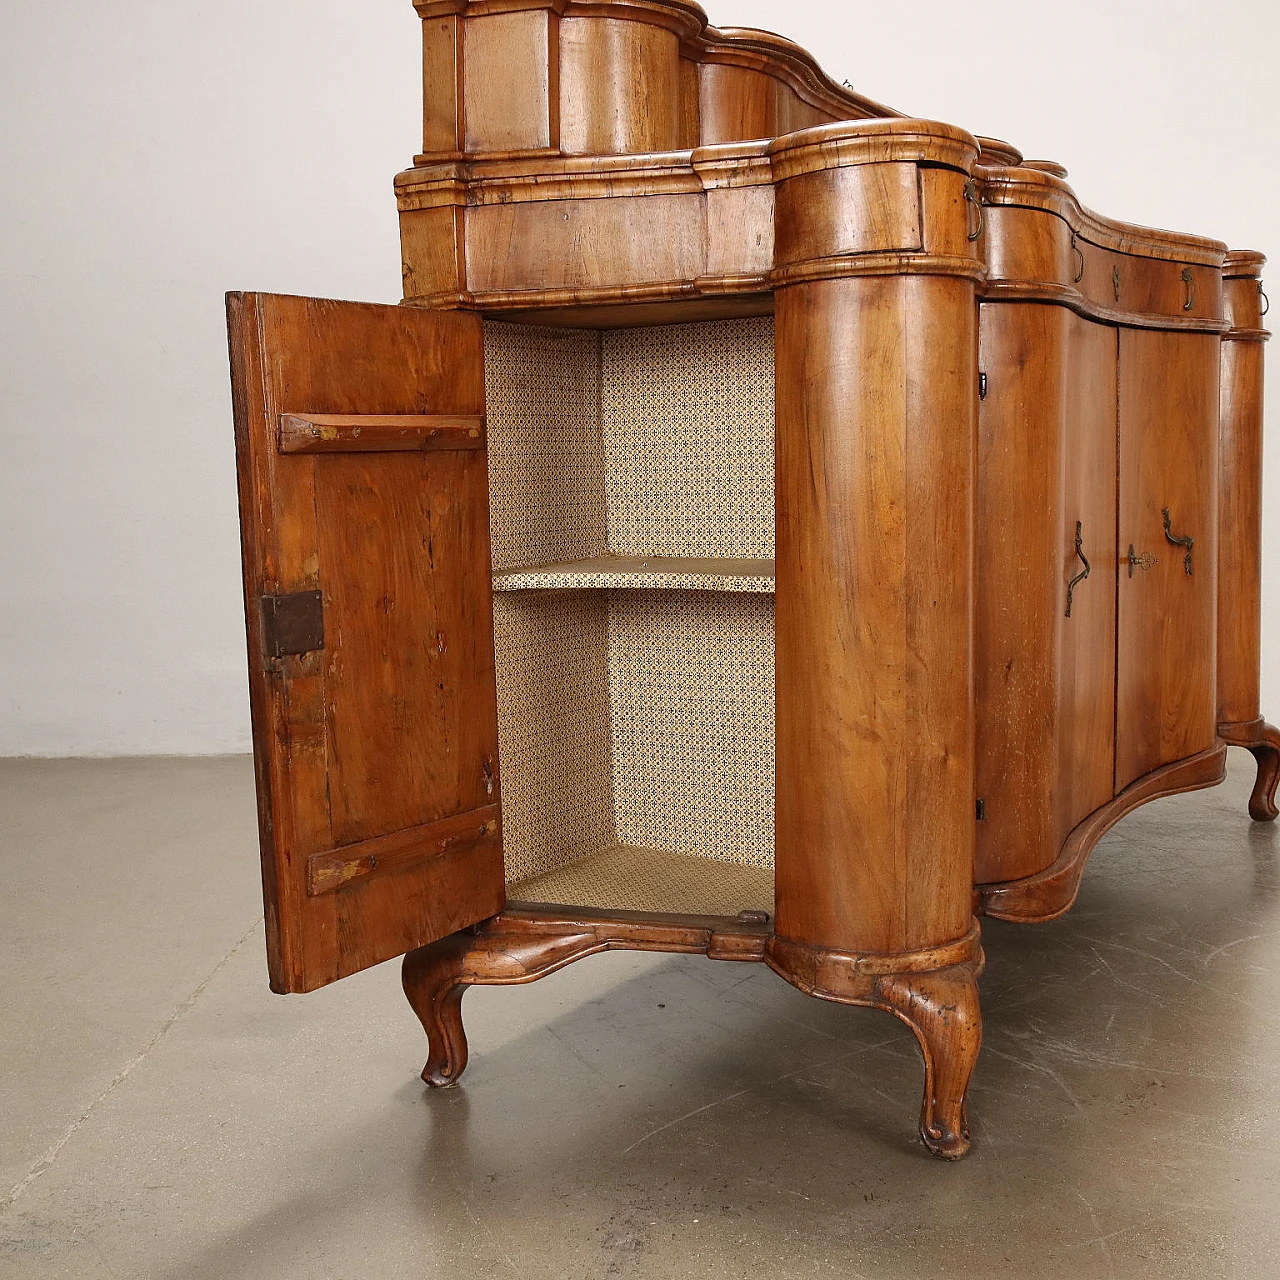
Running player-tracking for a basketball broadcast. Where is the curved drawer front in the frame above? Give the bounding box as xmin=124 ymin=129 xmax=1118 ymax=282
xmin=983 ymin=204 xmax=1225 ymax=329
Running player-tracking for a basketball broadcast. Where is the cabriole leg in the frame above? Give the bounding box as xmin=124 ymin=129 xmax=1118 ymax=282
xmin=766 ymin=929 xmax=985 ymax=1160
xmin=1220 ymin=719 xmax=1280 ymax=822
xmin=402 ymin=935 xmax=475 ymax=1086
xmin=876 ymin=961 xmax=983 ymax=1160
xmin=1242 ymin=724 xmax=1280 ymax=821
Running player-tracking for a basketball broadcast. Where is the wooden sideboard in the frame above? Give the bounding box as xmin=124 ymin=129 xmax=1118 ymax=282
xmin=227 ymin=0 xmax=1274 ymax=1159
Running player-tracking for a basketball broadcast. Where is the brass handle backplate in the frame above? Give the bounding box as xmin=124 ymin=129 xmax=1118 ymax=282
xmin=1065 ymin=520 xmax=1090 ymax=618
xmin=1162 ymin=507 xmax=1194 ymax=575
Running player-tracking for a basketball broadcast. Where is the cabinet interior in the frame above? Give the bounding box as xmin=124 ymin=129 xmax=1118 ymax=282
xmin=484 ymin=317 xmax=776 ymax=917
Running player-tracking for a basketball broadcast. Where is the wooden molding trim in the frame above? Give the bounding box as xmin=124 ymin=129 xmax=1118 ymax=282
xmin=771 ymin=253 xmax=985 ymax=287
xmin=766 ymin=119 xmax=980 ymax=179
xmin=1224 ymin=249 xmax=1267 ymax=278
xmin=978 ymin=280 xmax=1232 ymax=333
xmin=689 ymin=25 xmax=897 ymax=121
xmin=977 ymin=743 xmax=1229 ymax=923
xmin=766 ymin=923 xmax=982 ymax=985
xmin=977 ymin=166 xmax=1227 ymax=265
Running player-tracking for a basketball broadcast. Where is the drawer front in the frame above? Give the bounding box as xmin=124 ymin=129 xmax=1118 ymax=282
xmin=1081 ymin=242 xmax=1222 ymax=324
xmin=984 ymin=206 xmax=1223 ymax=325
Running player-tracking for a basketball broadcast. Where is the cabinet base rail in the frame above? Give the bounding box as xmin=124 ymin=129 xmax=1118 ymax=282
xmin=977 ymin=742 xmax=1228 ymax=923
xmin=402 ymin=911 xmax=984 ymax=1161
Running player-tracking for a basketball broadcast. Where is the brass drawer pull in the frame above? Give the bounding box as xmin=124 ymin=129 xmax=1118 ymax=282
xmin=1261 ymin=283 xmax=1270 ymax=316
xmin=1071 ymin=232 xmax=1085 ymax=283
xmin=1162 ymin=506 xmax=1194 ymax=575
xmin=964 ymin=179 xmax=983 ymax=242
xmin=1065 ymin=520 xmax=1090 ymax=618
xmin=1181 ymin=266 xmax=1196 ymax=312
xmin=1128 ymin=545 xmax=1156 ymax=577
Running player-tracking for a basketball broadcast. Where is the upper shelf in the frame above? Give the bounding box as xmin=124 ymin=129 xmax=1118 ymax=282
xmin=493 ymin=554 xmax=775 ymax=594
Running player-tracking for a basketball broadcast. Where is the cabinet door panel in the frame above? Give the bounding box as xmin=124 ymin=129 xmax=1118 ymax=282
xmin=228 ymin=293 xmax=504 ymax=994
xmin=1057 ymin=315 xmax=1117 ymax=846
xmin=975 ymin=307 xmax=1118 ymax=885
xmin=1116 ymin=329 xmax=1220 ymax=791
xmin=974 ymin=304 xmax=1066 ymax=885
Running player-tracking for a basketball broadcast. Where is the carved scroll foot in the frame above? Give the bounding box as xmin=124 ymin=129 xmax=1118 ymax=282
xmin=766 ymin=925 xmax=984 ymax=1159
xmin=875 ymin=964 xmax=982 ymax=1160
xmin=1221 ymin=719 xmax=1280 ymax=822
xmin=402 ymin=936 xmax=474 ymax=1087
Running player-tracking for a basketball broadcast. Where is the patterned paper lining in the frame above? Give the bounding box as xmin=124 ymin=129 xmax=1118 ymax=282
xmin=601 ymin=318 xmax=775 ymax=559
xmin=483 ymin=319 xmax=777 ymax=886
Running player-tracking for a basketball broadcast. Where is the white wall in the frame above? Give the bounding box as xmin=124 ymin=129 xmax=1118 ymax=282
xmin=1 ymin=0 xmax=1276 ymax=755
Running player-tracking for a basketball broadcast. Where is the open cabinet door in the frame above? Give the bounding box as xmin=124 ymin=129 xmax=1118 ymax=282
xmin=228 ymin=293 xmax=505 ymax=993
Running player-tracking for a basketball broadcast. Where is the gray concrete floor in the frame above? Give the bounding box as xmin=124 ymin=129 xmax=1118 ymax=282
xmin=1 ymin=757 xmax=1278 ymax=1279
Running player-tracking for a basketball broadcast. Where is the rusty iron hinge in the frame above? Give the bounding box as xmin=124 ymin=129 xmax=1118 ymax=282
xmin=260 ymin=590 xmax=324 ymax=663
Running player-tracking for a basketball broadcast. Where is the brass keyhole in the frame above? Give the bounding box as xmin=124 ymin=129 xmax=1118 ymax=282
xmin=1128 ymin=545 xmax=1156 ymax=577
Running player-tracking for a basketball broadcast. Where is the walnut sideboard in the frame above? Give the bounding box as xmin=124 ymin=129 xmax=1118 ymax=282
xmin=226 ymin=0 xmax=1275 ymax=1159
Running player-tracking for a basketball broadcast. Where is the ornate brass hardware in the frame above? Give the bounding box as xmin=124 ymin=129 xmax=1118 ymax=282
xmin=1065 ymin=520 xmax=1090 ymax=618
xmin=1071 ymin=232 xmax=1085 ymax=283
xmin=964 ymin=179 xmax=983 ymax=241
xmin=1162 ymin=506 xmax=1194 ymax=575
xmin=1113 ymin=265 xmax=1122 ymax=302
xmin=1128 ymin=545 xmax=1156 ymax=577
xmin=1181 ymin=266 xmax=1196 ymax=312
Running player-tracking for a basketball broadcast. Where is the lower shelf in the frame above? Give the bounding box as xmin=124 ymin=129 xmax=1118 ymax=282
xmin=507 ymin=844 xmax=774 ymax=917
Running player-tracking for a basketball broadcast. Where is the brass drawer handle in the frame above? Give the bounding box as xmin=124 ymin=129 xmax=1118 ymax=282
xmin=1071 ymin=232 xmax=1085 ymax=283
xmin=1181 ymin=266 xmax=1196 ymax=312
xmin=1162 ymin=507 xmax=1194 ymax=575
xmin=1261 ymin=283 xmax=1270 ymax=317
xmin=1128 ymin=545 xmax=1156 ymax=577
xmin=964 ymin=179 xmax=983 ymax=242
xmin=1065 ymin=520 xmax=1090 ymax=618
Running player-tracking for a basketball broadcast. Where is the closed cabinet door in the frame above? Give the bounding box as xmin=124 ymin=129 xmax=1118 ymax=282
xmin=1116 ymin=329 xmax=1220 ymax=792
xmin=974 ymin=307 xmax=1118 ymax=886
xmin=1057 ymin=314 xmax=1118 ymax=846
xmin=228 ymin=293 xmax=506 ymax=994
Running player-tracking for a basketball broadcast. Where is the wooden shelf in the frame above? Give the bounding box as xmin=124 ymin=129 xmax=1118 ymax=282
xmin=507 ymin=845 xmax=774 ymax=918
xmin=492 ymin=555 xmax=775 ymax=594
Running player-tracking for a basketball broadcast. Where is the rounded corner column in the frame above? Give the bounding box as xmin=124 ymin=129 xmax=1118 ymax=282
xmin=768 ymin=121 xmax=985 ymax=1155
xmin=1218 ymin=250 xmax=1276 ymax=820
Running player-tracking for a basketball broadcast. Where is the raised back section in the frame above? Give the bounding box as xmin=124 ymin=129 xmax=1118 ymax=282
xmin=413 ymin=0 xmax=894 ymax=161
